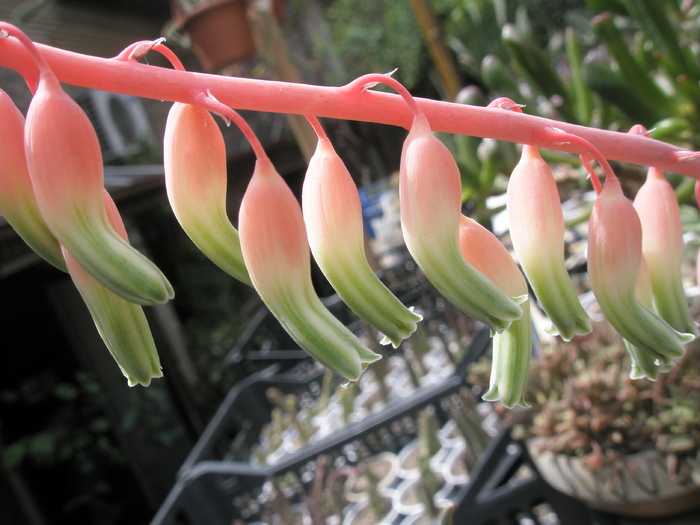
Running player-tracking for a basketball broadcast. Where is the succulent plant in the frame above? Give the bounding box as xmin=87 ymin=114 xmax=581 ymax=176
xmin=469 ymin=319 xmax=700 ymax=480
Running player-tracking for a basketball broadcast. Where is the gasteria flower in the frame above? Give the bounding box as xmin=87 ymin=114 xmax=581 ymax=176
xmin=507 ymin=144 xmax=591 ymax=341
xmin=302 ymin=135 xmax=421 ymax=347
xmin=587 ymin=176 xmax=693 ymax=363
xmin=63 ymin=190 xmax=162 ymax=386
xmin=633 ymin=167 xmax=697 ymax=336
xmin=624 ymin=257 xmax=673 ymax=380
xmin=24 ymin=72 xmax=173 ymax=305
xmin=400 ymin=113 xmax=525 ymax=334
xmin=0 ymin=88 xmax=65 ymax=271
xmin=164 ymin=102 xmax=251 ymax=286
xmin=458 ymin=215 xmax=531 ymax=408
xmin=239 ymin=158 xmax=381 ymax=381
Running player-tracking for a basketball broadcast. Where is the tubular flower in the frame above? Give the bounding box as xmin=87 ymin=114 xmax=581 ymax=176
xmin=587 ymin=177 xmax=693 ymax=363
xmin=400 ymin=113 xmax=525 ymax=334
xmin=24 ymin=73 xmax=173 ymax=305
xmin=239 ymin=158 xmax=381 ymax=381
xmin=458 ymin=215 xmax=531 ymax=408
xmin=63 ymin=190 xmax=162 ymax=386
xmin=302 ymin=136 xmax=421 ymax=347
xmin=624 ymin=257 xmax=673 ymax=380
xmin=0 ymin=89 xmax=65 ymax=271
xmin=633 ymin=167 xmax=697 ymax=336
xmin=507 ymin=144 xmax=591 ymax=341
xmin=164 ymin=102 xmax=251 ymax=286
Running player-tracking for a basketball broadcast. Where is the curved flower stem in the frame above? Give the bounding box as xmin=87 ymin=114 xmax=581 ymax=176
xmin=1 ymin=34 xmax=700 ymax=178
xmin=116 ymin=38 xmax=269 ymax=162
xmin=305 ymin=115 xmax=328 ymax=140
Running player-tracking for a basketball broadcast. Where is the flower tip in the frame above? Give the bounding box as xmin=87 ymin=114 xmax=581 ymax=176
xmin=482 ymin=388 xmax=530 ymax=410
xmin=127 ymin=369 xmax=163 ymax=387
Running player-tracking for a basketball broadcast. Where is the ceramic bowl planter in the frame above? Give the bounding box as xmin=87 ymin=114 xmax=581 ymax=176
xmin=530 ymin=444 xmax=700 ymax=518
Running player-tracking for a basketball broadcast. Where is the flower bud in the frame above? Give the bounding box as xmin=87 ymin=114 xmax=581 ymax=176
xmin=0 ymin=88 xmax=65 ymax=271
xmin=164 ymin=102 xmax=251 ymax=286
xmin=302 ymin=137 xmax=421 ymax=347
xmin=458 ymin=215 xmax=531 ymax=408
xmin=400 ymin=114 xmax=525 ymax=333
xmin=63 ymin=190 xmax=162 ymax=386
xmin=633 ymin=167 xmax=697 ymax=336
xmin=588 ymin=177 xmax=693 ymax=363
xmin=507 ymin=144 xmax=591 ymax=340
xmin=24 ymin=75 xmax=173 ymax=305
xmin=239 ymin=158 xmax=381 ymax=381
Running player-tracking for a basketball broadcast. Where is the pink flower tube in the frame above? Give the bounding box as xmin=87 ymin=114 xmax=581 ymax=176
xmin=458 ymin=215 xmax=531 ymax=408
xmin=633 ymin=167 xmax=697 ymax=336
xmin=239 ymin=158 xmax=381 ymax=381
xmin=63 ymin=190 xmax=162 ymax=386
xmin=0 ymin=88 xmax=65 ymax=271
xmin=588 ymin=177 xmax=693 ymax=363
xmin=24 ymin=72 xmax=173 ymax=305
xmin=164 ymin=102 xmax=251 ymax=286
xmin=400 ymin=113 xmax=525 ymax=334
xmin=507 ymin=144 xmax=591 ymax=340
xmin=302 ymin=135 xmax=421 ymax=347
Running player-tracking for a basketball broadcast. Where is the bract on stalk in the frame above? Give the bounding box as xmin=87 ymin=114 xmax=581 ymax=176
xmin=164 ymin=102 xmax=251 ymax=286
xmin=63 ymin=190 xmax=162 ymax=387
xmin=458 ymin=215 xmax=531 ymax=408
xmin=239 ymin=158 xmax=381 ymax=381
xmin=302 ymin=132 xmax=421 ymax=347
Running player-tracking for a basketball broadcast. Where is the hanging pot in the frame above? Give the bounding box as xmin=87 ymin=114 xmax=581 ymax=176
xmin=169 ymin=0 xmax=285 ymax=72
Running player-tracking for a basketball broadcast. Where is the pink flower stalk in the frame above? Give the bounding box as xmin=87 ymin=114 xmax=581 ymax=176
xmin=63 ymin=190 xmax=162 ymax=386
xmin=302 ymin=121 xmax=421 ymax=347
xmin=22 ymin=46 xmax=173 ymax=305
xmin=0 ymin=88 xmax=65 ymax=271
xmin=507 ymin=144 xmax=591 ymax=341
xmin=633 ymin=167 xmax=697 ymax=336
xmin=587 ymin=176 xmax=693 ymax=363
xmin=239 ymin=158 xmax=381 ymax=381
xmin=458 ymin=215 xmax=531 ymax=408
xmin=164 ymin=102 xmax=251 ymax=286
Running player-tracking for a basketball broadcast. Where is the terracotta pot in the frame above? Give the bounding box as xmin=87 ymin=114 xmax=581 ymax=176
xmin=529 ymin=442 xmax=700 ymax=518
xmin=171 ymin=0 xmax=285 ymax=71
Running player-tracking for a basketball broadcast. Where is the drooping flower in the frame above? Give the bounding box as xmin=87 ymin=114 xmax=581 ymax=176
xmin=164 ymin=102 xmax=251 ymax=286
xmin=400 ymin=113 xmax=525 ymax=334
xmin=458 ymin=215 xmax=531 ymax=408
xmin=0 ymin=88 xmax=65 ymax=271
xmin=624 ymin=257 xmax=673 ymax=380
xmin=24 ymin=72 xmax=173 ymax=305
xmin=63 ymin=190 xmax=162 ymax=386
xmin=633 ymin=166 xmax=697 ymax=336
xmin=302 ymin=133 xmax=421 ymax=347
xmin=239 ymin=158 xmax=381 ymax=381
xmin=507 ymin=144 xmax=591 ymax=341
xmin=587 ymin=176 xmax=693 ymax=363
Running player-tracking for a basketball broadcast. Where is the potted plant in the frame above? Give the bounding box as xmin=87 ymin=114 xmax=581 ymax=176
xmin=469 ymin=318 xmax=700 ymax=518
xmin=166 ymin=0 xmax=285 ymax=71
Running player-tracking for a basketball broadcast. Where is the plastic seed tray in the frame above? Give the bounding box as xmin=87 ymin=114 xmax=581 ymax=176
xmin=151 ymin=356 xmax=488 ymax=525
